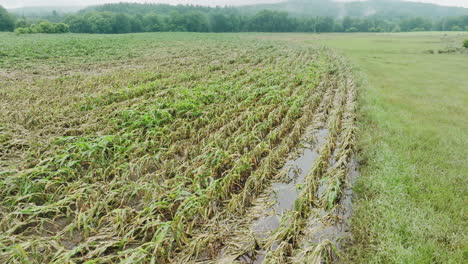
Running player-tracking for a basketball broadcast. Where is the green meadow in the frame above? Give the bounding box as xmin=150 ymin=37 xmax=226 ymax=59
xmin=316 ymin=32 xmax=468 ymax=263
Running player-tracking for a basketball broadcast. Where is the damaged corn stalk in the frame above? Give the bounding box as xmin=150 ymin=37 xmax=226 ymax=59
xmin=263 ymin=55 xmax=358 ymax=264
xmin=0 ymin=33 xmax=357 ymax=264
xmin=184 ymin=52 xmax=357 ymax=264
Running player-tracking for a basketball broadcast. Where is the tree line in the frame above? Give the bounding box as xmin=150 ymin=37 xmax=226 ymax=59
xmin=2 ymin=4 xmax=468 ymax=34
xmin=14 ymin=21 xmax=69 ymax=34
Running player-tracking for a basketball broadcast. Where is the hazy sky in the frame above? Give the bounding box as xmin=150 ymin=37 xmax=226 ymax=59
xmin=3 ymin=0 xmax=468 ymax=9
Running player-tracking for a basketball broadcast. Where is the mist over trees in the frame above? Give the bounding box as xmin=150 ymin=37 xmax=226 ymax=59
xmin=240 ymin=0 xmax=468 ymax=18
xmin=0 ymin=5 xmax=15 ymax=31
xmin=1 ymin=2 xmax=468 ymax=34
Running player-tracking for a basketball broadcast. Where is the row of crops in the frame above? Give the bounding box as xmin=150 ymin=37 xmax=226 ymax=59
xmin=0 ymin=34 xmax=356 ymax=263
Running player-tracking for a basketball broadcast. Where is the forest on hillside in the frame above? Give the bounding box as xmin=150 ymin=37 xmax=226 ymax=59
xmin=1 ymin=2 xmax=468 ymax=34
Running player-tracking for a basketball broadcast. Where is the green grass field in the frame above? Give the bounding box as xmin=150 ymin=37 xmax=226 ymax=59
xmin=0 ymin=32 xmax=466 ymax=263
xmin=315 ymin=32 xmax=468 ymax=263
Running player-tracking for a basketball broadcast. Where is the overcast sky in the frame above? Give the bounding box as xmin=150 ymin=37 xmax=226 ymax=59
xmin=2 ymin=0 xmax=468 ymax=9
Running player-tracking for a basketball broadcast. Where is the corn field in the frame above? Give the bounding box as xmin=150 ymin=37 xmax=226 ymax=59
xmin=0 ymin=33 xmax=357 ymax=263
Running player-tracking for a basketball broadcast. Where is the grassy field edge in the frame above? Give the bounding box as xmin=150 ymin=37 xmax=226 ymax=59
xmin=338 ymin=34 xmax=467 ymax=263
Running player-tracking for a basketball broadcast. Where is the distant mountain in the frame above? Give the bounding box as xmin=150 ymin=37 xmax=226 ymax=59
xmin=238 ymin=0 xmax=468 ymax=18
xmin=9 ymin=6 xmax=83 ymax=17
xmin=79 ymin=3 xmax=219 ymax=15
xmin=8 ymin=0 xmax=468 ymax=20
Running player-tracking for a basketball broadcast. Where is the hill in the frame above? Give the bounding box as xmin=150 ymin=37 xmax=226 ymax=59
xmin=9 ymin=6 xmax=83 ymax=17
xmin=79 ymin=3 xmax=221 ymax=15
xmin=239 ymin=0 xmax=468 ymax=18
xmin=8 ymin=1 xmax=468 ymax=19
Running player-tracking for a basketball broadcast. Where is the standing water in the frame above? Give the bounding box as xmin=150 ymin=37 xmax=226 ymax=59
xmin=240 ymin=128 xmax=329 ymax=263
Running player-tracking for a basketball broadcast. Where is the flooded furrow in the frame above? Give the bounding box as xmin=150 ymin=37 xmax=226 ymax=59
xmin=291 ymin=80 xmax=358 ymax=263
xmin=208 ymin=72 xmax=341 ymax=264
xmin=236 ymin=127 xmax=330 ymax=264
xmin=255 ymin=58 xmax=357 ymax=264
xmin=290 ymin=158 xmax=359 ymax=264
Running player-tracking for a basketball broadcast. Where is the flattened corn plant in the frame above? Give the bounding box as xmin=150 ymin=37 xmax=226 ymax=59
xmin=0 ymin=33 xmax=355 ymax=264
xmin=263 ymin=55 xmax=357 ymax=264
xmin=171 ymin=52 xmax=357 ymax=264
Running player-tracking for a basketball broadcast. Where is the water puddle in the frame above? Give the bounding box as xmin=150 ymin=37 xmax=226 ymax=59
xmin=238 ymin=128 xmax=329 ymax=263
xmin=302 ymin=158 xmax=359 ymax=261
xmin=338 ymin=158 xmax=359 ymax=223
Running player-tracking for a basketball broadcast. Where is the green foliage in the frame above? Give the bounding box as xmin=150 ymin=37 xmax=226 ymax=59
xmin=8 ymin=2 xmax=468 ymax=34
xmin=400 ymin=17 xmax=432 ymax=31
xmin=247 ymin=10 xmax=294 ymax=32
xmin=53 ymin=22 xmax=70 ymax=33
xmin=464 ymin=39 xmax=468 ymax=48
xmin=0 ymin=5 xmax=15 ymax=31
xmin=143 ymin=13 xmax=162 ymax=32
xmin=60 ymin=9 xmax=468 ymax=34
xmin=15 ymin=21 xmax=69 ymax=34
xmin=14 ymin=19 xmax=29 ymax=28
xmin=14 ymin=27 xmax=32 ymax=34
xmin=0 ymin=33 xmax=158 ymax=69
